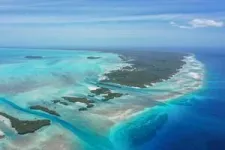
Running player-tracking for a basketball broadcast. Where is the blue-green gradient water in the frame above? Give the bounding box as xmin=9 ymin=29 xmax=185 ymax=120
xmin=131 ymin=50 xmax=225 ymax=150
xmin=0 ymin=48 xmax=219 ymax=150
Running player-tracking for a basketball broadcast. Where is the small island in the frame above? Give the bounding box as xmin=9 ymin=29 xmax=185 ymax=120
xmin=30 ymin=105 xmax=60 ymax=116
xmin=52 ymin=100 xmax=69 ymax=106
xmin=90 ymin=87 xmax=123 ymax=101
xmin=62 ymin=96 xmax=95 ymax=109
xmin=0 ymin=112 xmax=50 ymax=135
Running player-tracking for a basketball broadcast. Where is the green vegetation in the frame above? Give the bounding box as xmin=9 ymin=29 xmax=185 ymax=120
xmin=102 ymin=50 xmax=186 ymax=88
xmin=0 ymin=112 xmax=50 ymax=135
xmin=52 ymin=100 xmax=69 ymax=106
xmin=102 ymin=93 xmax=123 ymax=101
xmin=90 ymin=87 xmax=123 ymax=101
xmin=62 ymin=96 xmax=95 ymax=109
xmin=30 ymin=105 xmax=60 ymax=116
xmin=90 ymin=87 xmax=111 ymax=95
xmin=78 ymin=107 xmax=88 ymax=111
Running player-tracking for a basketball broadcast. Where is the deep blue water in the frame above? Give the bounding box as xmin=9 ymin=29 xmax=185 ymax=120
xmin=136 ymin=51 xmax=225 ymax=150
xmin=0 ymin=49 xmax=224 ymax=150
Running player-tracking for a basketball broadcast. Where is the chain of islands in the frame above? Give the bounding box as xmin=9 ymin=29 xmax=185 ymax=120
xmin=0 ymin=48 xmax=204 ymax=150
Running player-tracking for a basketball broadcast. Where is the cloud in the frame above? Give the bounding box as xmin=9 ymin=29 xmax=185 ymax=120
xmin=170 ymin=21 xmax=193 ymax=29
xmin=189 ymin=19 xmax=224 ymax=27
xmin=170 ymin=19 xmax=224 ymax=29
xmin=0 ymin=14 xmax=181 ymax=25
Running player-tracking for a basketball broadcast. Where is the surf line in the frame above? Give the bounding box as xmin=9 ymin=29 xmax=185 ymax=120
xmin=0 ymin=97 xmax=114 ymax=149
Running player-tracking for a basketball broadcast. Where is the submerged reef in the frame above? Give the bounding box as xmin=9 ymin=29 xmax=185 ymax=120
xmin=129 ymin=113 xmax=168 ymax=146
xmin=78 ymin=107 xmax=88 ymax=111
xmin=87 ymin=56 xmax=101 ymax=59
xmin=0 ymin=112 xmax=50 ymax=135
xmin=0 ymin=49 xmax=204 ymax=150
xmin=30 ymin=105 xmax=60 ymax=116
xmin=102 ymin=50 xmax=186 ymax=88
xmin=24 ymin=56 xmax=43 ymax=59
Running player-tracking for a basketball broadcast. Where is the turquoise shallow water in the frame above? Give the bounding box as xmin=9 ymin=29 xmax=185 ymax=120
xmin=0 ymin=48 xmax=205 ymax=150
xmin=0 ymin=48 xmax=124 ymax=149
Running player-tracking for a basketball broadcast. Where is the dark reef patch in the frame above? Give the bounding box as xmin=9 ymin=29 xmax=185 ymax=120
xmin=78 ymin=107 xmax=88 ymax=111
xmin=30 ymin=105 xmax=60 ymax=116
xmin=87 ymin=56 xmax=101 ymax=59
xmin=0 ymin=112 xmax=50 ymax=135
xmin=25 ymin=56 xmax=43 ymax=59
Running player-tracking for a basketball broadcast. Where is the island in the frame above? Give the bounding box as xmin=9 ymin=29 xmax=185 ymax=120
xmin=52 ymin=100 xmax=69 ymax=106
xmin=0 ymin=112 xmax=50 ymax=135
xmin=62 ymin=96 xmax=95 ymax=109
xmin=101 ymin=50 xmax=186 ymax=88
xmin=0 ymin=49 xmax=204 ymax=150
xmin=90 ymin=87 xmax=123 ymax=101
xmin=30 ymin=105 xmax=60 ymax=116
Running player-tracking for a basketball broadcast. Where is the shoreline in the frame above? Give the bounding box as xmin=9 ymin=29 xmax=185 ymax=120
xmin=100 ymin=50 xmax=186 ymax=88
xmin=107 ymin=53 xmax=204 ymax=128
xmin=82 ymin=52 xmax=205 ymax=127
xmin=0 ymin=49 xmax=205 ymax=150
xmin=108 ymin=53 xmax=205 ymax=149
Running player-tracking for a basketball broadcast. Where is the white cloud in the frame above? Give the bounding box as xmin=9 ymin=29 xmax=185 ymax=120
xmin=0 ymin=14 xmax=181 ymax=24
xmin=170 ymin=19 xmax=224 ymax=29
xmin=189 ymin=19 xmax=224 ymax=27
xmin=170 ymin=21 xmax=192 ymax=29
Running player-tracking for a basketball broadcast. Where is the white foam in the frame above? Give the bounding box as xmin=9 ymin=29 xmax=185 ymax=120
xmin=88 ymin=86 xmax=99 ymax=91
xmin=0 ymin=115 xmax=12 ymax=127
xmin=75 ymin=102 xmax=87 ymax=107
xmin=147 ymin=53 xmax=204 ymax=102
xmin=0 ymin=130 xmax=4 ymax=138
xmin=188 ymin=72 xmax=201 ymax=80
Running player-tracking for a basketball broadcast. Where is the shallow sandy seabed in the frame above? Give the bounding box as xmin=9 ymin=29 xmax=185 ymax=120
xmin=0 ymin=50 xmax=204 ymax=150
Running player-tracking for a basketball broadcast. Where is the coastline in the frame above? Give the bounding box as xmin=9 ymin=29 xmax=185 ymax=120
xmin=107 ymin=53 xmax=205 ymax=149
xmin=93 ymin=53 xmax=204 ymax=122
xmin=0 ymin=49 xmax=205 ymax=150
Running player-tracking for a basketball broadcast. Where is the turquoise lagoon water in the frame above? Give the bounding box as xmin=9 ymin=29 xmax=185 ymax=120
xmin=0 ymin=48 xmax=205 ymax=150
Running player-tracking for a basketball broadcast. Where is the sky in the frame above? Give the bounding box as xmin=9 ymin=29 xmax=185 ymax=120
xmin=0 ymin=0 xmax=225 ymax=49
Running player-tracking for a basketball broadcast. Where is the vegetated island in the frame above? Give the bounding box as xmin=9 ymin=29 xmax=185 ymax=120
xmin=62 ymin=96 xmax=95 ymax=111
xmin=30 ymin=105 xmax=60 ymax=116
xmin=0 ymin=112 xmax=50 ymax=135
xmin=52 ymin=100 xmax=69 ymax=106
xmin=101 ymin=50 xmax=186 ymax=88
xmin=90 ymin=87 xmax=123 ymax=101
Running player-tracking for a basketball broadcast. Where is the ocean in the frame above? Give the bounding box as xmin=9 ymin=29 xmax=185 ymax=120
xmin=0 ymin=48 xmax=224 ymax=150
xmin=132 ymin=50 xmax=225 ymax=150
